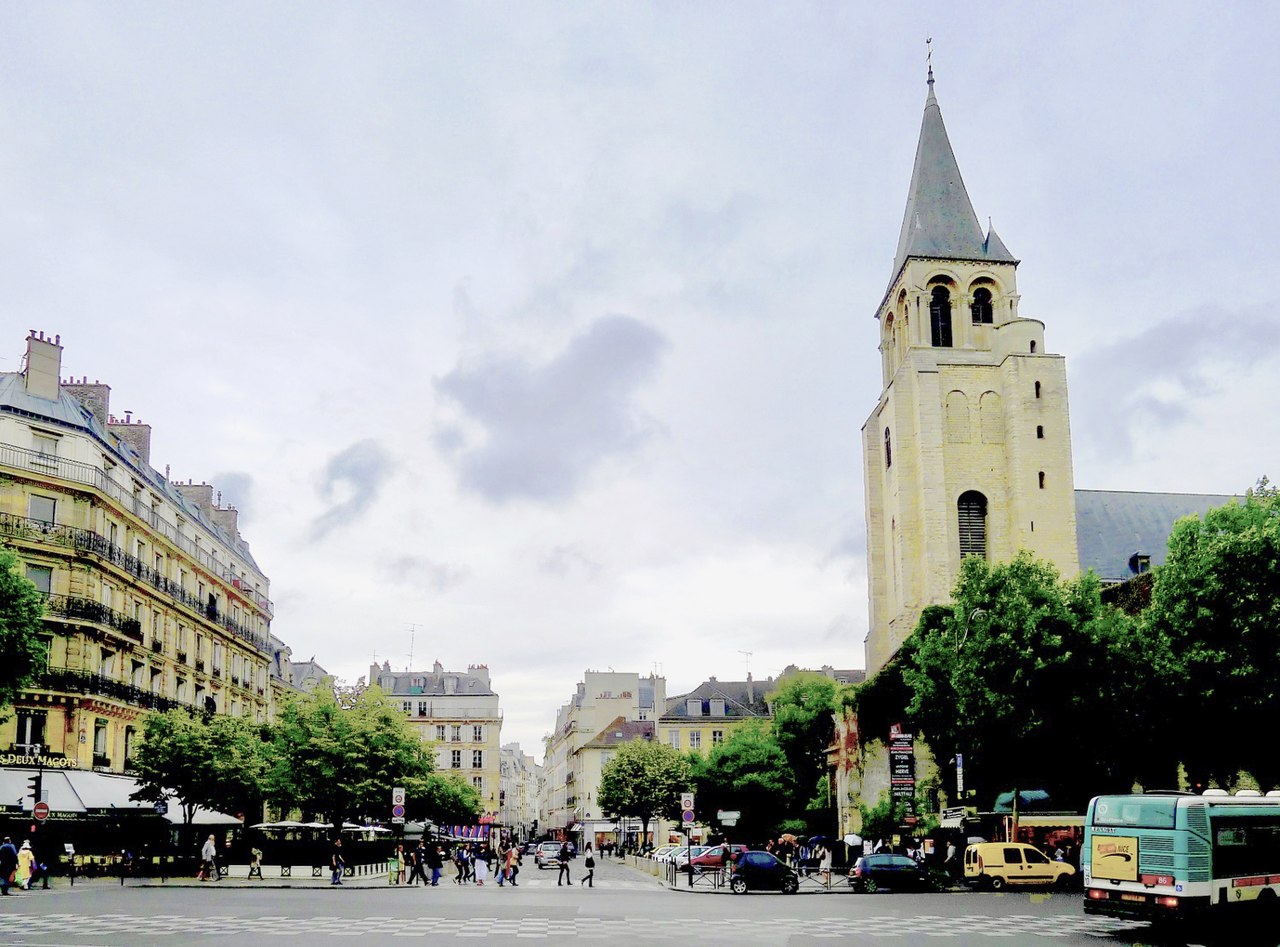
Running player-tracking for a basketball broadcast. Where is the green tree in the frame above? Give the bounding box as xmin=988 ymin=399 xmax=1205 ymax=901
xmin=768 ymin=671 xmax=853 ymax=822
xmin=410 ymin=772 xmax=482 ymax=826
xmin=265 ymin=681 xmax=441 ymax=832
xmin=903 ymin=552 xmax=1170 ymax=810
xmin=1144 ymin=480 xmax=1280 ymax=789
xmin=0 ymin=547 xmax=47 ymax=709
xmin=597 ymin=736 xmax=692 ymax=845
xmin=689 ymin=719 xmax=793 ymax=843
xmin=131 ymin=709 xmax=269 ymax=827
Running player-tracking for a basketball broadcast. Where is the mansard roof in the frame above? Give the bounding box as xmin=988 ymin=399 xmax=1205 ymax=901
xmin=661 ymin=677 xmax=772 ymax=720
xmin=584 ymin=716 xmax=655 ymax=747
xmin=887 ymin=77 xmax=1017 ymax=297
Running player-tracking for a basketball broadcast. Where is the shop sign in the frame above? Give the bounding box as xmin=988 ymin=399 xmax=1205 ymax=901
xmin=0 ymin=753 xmax=78 ymax=769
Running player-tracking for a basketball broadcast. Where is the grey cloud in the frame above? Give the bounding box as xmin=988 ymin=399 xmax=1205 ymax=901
xmin=538 ymin=544 xmax=603 ymax=581
xmin=1074 ymin=307 xmax=1280 ymax=459
xmin=386 ymin=555 xmax=470 ymax=593
xmin=435 ymin=315 xmax=668 ymax=503
xmin=311 ymin=439 xmax=395 ymax=539
xmin=213 ymin=471 xmax=255 ymax=523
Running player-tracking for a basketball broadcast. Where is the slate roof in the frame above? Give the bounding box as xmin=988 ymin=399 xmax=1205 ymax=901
xmin=375 ymin=669 xmax=496 ymax=697
xmin=1075 ymin=489 xmax=1237 ymax=583
xmin=584 ymin=717 xmax=655 ymax=747
xmin=661 ymin=678 xmax=772 ymax=720
xmin=885 ymin=77 xmax=1017 ymax=301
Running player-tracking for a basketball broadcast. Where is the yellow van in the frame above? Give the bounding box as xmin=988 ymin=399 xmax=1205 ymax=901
xmin=963 ymin=842 xmax=1075 ymax=890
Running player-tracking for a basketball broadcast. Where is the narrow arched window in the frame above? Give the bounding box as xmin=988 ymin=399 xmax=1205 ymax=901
xmin=1034 ymin=381 xmax=1041 ymax=399
xmin=884 ymin=427 xmax=892 ymax=469
xmin=958 ymin=491 xmax=988 ymax=559
xmin=1038 ymin=471 xmax=1046 ymax=489
xmin=1029 ymin=340 xmax=1037 ymax=353
xmin=970 ymin=287 xmax=993 ymax=324
xmin=929 ymin=286 xmax=953 ymax=348
xmin=1036 ymin=425 xmax=1044 ymax=439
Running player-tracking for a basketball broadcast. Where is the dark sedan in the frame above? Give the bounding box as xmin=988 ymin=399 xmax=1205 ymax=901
xmin=848 ymin=853 xmax=939 ymax=893
xmin=729 ymin=851 xmax=799 ymax=894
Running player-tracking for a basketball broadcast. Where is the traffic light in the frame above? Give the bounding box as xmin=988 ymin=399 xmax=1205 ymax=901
xmin=27 ymin=772 xmax=42 ymax=806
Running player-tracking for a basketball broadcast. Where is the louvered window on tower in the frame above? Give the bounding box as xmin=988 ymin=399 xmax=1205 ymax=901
xmin=930 ymin=287 xmax=953 ymax=347
xmin=970 ymin=287 xmax=993 ymax=324
xmin=958 ymin=491 xmax=988 ymax=559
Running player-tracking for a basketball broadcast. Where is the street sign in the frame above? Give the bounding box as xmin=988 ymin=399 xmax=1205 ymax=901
xmin=681 ymin=809 xmax=696 ymax=824
xmin=154 ymin=800 xmax=169 ymax=816
xmin=392 ymin=804 xmax=405 ymax=818
xmin=392 ymin=787 xmax=405 ymax=806
xmin=680 ymin=793 xmax=694 ymax=811
xmin=715 ymin=810 xmax=740 ymax=821
xmin=392 ymin=816 xmax=405 ymax=825
xmin=33 ymin=801 xmax=50 ymax=821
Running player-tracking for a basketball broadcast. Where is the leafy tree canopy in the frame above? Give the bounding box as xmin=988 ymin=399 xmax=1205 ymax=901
xmin=597 ymin=736 xmax=692 ymax=843
xmin=0 ymin=547 xmax=47 ymax=709
xmin=1144 ymin=478 xmax=1280 ymax=789
xmin=265 ymin=681 xmax=439 ymax=830
xmin=689 ymin=720 xmax=793 ymax=844
xmin=768 ymin=670 xmax=853 ymax=813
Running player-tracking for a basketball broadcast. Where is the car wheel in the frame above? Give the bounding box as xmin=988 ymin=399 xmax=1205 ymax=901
xmin=1054 ymin=874 xmax=1073 ymax=891
xmin=989 ymin=876 xmax=1006 ymax=891
xmin=781 ymin=876 xmax=799 ymax=895
xmin=864 ymin=877 xmax=878 ymax=894
xmin=730 ymin=876 xmax=748 ymax=894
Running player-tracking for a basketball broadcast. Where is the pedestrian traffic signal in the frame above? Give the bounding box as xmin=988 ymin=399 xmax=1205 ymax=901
xmin=27 ymin=772 xmax=42 ymax=806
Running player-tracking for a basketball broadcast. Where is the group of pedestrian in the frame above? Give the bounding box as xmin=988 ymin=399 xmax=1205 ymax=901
xmin=555 ymin=841 xmax=595 ymax=887
xmin=1 ymin=837 xmax=46 ymax=894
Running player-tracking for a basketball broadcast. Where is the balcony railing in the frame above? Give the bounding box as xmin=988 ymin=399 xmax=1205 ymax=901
xmin=177 ymin=651 xmax=188 ymax=664
xmin=0 ymin=442 xmax=273 ymax=617
xmin=195 ymin=658 xmax=205 ymax=672
xmin=31 ymin=666 xmax=199 ymax=715
xmin=42 ymin=594 xmax=143 ymax=642
xmin=1 ymin=511 xmax=271 ymax=655
xmin=150 ymin=639 xmax=163 ymax=654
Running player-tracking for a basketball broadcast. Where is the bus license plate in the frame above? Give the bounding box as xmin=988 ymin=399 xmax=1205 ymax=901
xmin=1121 ymin=894 xmax=1146 ymax=903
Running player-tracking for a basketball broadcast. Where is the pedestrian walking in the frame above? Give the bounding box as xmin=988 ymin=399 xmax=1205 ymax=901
xmin=427 ymin=844 xmax=444 ymax=886
xmin=200 ymin=834 xmax=219 ymax=881
xmin=819 ymin=844 xmax=832 ymax=885
xmin=16 ymin=841 xmax=35 ymax=890
xmin=504 ymin=843 xmax=520 ymax=886
xmin=0 ymin=837 xmax=17 ymax=896
xmin=556 ymin=842 xmax=572 ymax=886
xmin=395 ymin=844 xmax=406 ymax=885
xmin=406 ymin=841 xmax=428 ymax=886
xmin=329 ymin=837 xmax=345 ymax=885
xmin=474 ymin=846 xmax=490 ymax=885
xmin=579 ymin=844 xmax=595 ymax=887
xmin=454 ymin=846 xmax=467 ymax=884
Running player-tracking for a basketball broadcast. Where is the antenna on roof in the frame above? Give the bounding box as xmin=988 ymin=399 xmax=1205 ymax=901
xmin=406 ymin=623 xmax=419 ymax=670
xmin=738 ymin=650 xmax=753 ymax=677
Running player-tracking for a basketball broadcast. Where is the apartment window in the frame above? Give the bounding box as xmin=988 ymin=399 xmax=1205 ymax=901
xmin=418 ymin=701 xmax=428 ymax=717
xmin=668 ymin=731 xmax=680 ymax=750
xmin=28 ymin=495 xmax=56 ymax=525
xmin=32 ymin=431 xmax=58 ymax=458
xmin=473 ymin=725 xmax=484 ymax=742
xmin=450 ymin=725 xmax=462 ymax=743
xmin=451 ymin=750 xmax=461 ymax=769
xmin=131 ymin=660 xmax=145 ymax=688
xmin=436 ymin=725 xmax=446 ymax=741
xmin=709 ymin=699 xmax=726 ymax=717
xmin=473 ymin=750 xmax=483 ymax=768
xmin=15 ymin=710 xmax=46 ymax=750
xmin=472 ymin=776 xmax=483 ymax=792
xmin=176 ymin=678 xmax=188 ymax=703
xmin=689 ymin=731 xmax=702 ymax=750
xmin=686 ymin=699 xmax=701 ymax=717
xmin=124 ymin=725 xmax=136 ymax=761
xmin=402 ymin=701 xmax=413 ymax=715
xmin=712 ymin=730 xmax=725 ymax=746
xmin=24 ymin=565 xmax=52 ymax=594
xmin=93 ymin=718 xmax=108 ymax=756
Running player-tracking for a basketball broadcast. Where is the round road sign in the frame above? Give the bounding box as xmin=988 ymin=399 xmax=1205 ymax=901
xmin=33 ymin=801 xmax=50 ymax=821
xmin=392 ymin=804 xmax=405 ymax=818
xmin=681 ymin=809 xmax=696 ymax=824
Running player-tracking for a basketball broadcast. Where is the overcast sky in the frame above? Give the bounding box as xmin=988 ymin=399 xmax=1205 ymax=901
xmin=4 ymin=2 xmax=1277 ymax=757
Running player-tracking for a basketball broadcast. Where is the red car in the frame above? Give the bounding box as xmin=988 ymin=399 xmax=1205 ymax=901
xmin=688 ymin=844 xmax=750 ymax=870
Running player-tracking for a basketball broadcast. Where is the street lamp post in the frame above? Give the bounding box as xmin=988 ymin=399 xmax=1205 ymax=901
xmin=953 ymin=608 xmax=985 ymax=808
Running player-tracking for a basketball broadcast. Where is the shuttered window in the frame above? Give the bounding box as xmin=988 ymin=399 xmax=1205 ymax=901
xmin=958 ymin=491 xmax=988 ymax=559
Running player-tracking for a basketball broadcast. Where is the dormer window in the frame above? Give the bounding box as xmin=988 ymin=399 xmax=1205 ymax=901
xmin=687 ymin=699 xmax=702 ymax=716
xmin=970 ymin=287 xmax=993 ymax=324
xmin=929 ymin=286 xmax=953 ymax=347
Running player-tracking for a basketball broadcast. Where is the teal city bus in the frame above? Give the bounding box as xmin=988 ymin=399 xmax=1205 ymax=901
xmin=1083 ymin=790 xmax=1280 ymax=923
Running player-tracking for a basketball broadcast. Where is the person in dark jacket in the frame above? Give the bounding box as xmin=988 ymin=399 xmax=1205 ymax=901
xmin=556 ymin=842 xmax=572 ymax=886
xmin=0 ymin=837 xmax=18 ymax=896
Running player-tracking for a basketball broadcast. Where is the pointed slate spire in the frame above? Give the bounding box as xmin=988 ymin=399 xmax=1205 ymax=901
xmin=888 ymin=74 xmax=1016 ymax=285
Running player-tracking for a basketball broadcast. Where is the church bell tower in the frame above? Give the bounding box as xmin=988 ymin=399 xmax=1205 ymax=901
xmin=862 ymin=71 xmax=1079 ymax=675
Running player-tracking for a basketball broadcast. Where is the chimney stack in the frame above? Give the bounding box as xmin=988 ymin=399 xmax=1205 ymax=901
xmin=107 ymin=415 xmax=152 ymax=465
xmin=23 ymin=330 xmax=63 ymax=401
xmin=63 ymin=378 xmax=112 ymax=426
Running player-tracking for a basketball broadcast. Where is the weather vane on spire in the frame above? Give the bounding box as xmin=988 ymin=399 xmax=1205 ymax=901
xmin=926 ymin=36 xmax=934 ymax=85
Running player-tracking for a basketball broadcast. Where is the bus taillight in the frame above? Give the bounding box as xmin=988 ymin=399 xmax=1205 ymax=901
xmin=1155 ymin=896 xmax=1179 ymax=909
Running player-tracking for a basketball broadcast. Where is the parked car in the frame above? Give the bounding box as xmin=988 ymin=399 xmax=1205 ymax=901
xmin=671 ymin=846 xmax=711 ymax=868
xmin=534 ymin=842 xmax=565 ymax=869
xmin=848 ymin=853 xmax=938 ymax=893
xmin=649 ymin=845 xmax=679 ymax=862
xmin=689 ymin=844 xmax=749 ymax=870
xmin=963 ymin=842 xmax=1076 ymax=890
xmin=728 ymin=850 xmax=799 ymax=894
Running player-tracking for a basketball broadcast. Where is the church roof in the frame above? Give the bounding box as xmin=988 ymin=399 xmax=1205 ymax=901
xmin=887 ymin=76 xmax=1017 ymax=296
xmin=1074 ymin=489 xmax=1237 ymax=583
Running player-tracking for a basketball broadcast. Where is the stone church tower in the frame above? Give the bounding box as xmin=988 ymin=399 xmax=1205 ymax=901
xmin=862 ymin=73 xmax=1079 ymax=675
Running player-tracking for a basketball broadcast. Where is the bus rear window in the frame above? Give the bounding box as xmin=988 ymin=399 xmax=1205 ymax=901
xmin=1092 ymin=797 xmax=1177 ymax=829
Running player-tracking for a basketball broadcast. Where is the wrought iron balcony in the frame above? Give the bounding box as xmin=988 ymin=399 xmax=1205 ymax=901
xmin=42 ymin=594 xmax=143 ymax=642
xmin=177 ymin=650 xmax=188 ymax=664
xmin=150 ymin=639 xmax=163 ymax=653
xmin=31 ymin=666 xmax=198 ymax=715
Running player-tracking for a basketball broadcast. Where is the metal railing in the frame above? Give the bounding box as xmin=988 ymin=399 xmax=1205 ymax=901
xmin=34 ymin=665 xmax=201 ymax=715
xmin=1 ymin=511 xmax=271 ymax=654
xmin=0 ymin=442 xmax=273 ymax=617
xmin=42 ymin=594 xmax=143 ymax=642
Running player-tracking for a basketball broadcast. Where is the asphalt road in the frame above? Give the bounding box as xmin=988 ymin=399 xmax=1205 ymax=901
xmin=0 ymin=857 xmax=1268 ymax=946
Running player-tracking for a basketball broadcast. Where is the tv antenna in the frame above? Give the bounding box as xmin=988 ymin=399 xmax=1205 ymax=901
xmin=406 ymin=623 xmax=420 ymax=670
xmin=738 ymin=650 xmax=753 ymax=677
